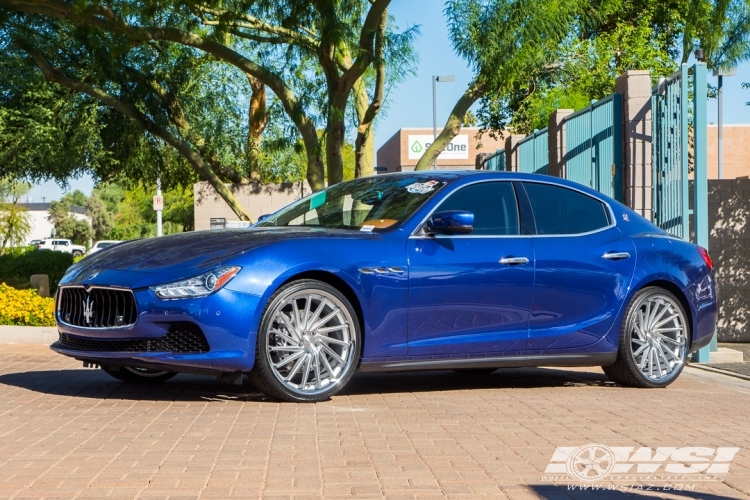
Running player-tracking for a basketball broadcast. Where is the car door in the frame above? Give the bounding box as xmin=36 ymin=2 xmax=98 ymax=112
xmin=407 ymin=181 xmax=534 ymax=356
xmin=520 ymin=181 xmax=636 ymax=351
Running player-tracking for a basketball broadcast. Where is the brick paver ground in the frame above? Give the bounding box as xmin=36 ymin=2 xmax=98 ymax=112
xmin=0 ymin=344 xmax=749 ymax=499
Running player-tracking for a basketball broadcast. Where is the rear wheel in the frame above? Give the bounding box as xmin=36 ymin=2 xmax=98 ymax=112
xmin=602 ymin=287 xmax=688 ymax=388
xmin=102 ymin=366 xmax=177 ymax=383
xmin=249 ymin=280 xmax=361 ymax=402
xmin=72 ymin=250 xmax=83 ymax=258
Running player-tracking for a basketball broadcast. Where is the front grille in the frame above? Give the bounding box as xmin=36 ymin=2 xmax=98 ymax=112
xmin=57 ymin=286 xmax=137 ymax=328
xmin=58 ymin=322 xmax=210 ymax=353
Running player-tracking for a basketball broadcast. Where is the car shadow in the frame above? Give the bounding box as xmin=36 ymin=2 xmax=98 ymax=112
xmin=0 ymin=366 xmax=615 ymax=402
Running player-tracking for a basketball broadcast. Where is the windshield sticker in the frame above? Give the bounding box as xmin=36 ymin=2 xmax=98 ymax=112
xmin=360 ymin=225 xmax=375 ymax=232
xmin=406 ymin=180 xmax=439 ymax=194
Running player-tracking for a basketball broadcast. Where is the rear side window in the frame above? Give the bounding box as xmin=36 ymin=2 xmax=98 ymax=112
xmin=436 ymin=181 xmax=519 ymax=235
xmin=523 ymin=182 xmax=610 ymax=235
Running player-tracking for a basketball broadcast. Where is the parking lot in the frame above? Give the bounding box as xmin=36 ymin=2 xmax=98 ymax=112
xmin=0 ymin=344 xmax=749 ymax=499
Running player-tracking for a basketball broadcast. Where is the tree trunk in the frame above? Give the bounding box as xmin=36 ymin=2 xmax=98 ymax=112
xmin=326 ymin=93 xmax=347 ymax=186
xmin=247 ymin=75 xmax=267 ymax=181
xmin=353 ymin=78 xmax=375 ymax=178
xmin=414 ymin=82 xmax=486 ymax=171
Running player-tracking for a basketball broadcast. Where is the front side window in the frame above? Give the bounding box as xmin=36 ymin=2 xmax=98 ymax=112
xmin=523 ymin=182 xmax=610 ymax=235
xmin=257 ymin=175 xmax=456 ymax=231
xmin=436 ymin=182 xmax=519 ymax=236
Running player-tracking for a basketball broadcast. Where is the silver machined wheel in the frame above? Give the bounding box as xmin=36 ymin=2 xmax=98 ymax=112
xmin=628 ymin=293 xmax=687 ymax=383
xmin=264 ymin=288 xmax=356 ymax=397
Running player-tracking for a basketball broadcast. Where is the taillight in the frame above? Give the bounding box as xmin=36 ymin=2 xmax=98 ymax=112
xmin=697 ymin=246 xmax=713 ymax=271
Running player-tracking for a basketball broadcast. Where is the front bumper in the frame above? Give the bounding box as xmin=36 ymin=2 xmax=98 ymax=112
xmin=52 ymin=287 xmax=263 ymax=373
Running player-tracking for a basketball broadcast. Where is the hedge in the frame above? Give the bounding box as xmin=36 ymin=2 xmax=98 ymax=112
xmin=0 ymin=250 xmax=74 ymax=293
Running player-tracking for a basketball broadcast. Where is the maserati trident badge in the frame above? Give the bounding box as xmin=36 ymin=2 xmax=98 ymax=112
xmin=83 ymin=296 xmax=95 ymax=325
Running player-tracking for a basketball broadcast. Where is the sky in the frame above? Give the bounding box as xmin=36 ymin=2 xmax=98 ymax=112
xmin=25 ymin=0 xmax=750 ymax=202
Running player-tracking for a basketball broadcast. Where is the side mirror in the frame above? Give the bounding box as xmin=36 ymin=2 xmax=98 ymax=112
xmin=425 ymin=210 xmax=474 ymax=235
xmin=257 ymin=214 xmax=272 ymax=223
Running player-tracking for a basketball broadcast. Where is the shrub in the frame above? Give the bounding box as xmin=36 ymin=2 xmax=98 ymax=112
xmin=0 ymin=283 xmax=56 ymax=326
xmin=0 ymin=250 xmax=74 ymax=293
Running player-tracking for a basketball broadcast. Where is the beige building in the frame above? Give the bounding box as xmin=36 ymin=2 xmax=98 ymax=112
xmin=707 ymin=124 xmax=750 ymax=179
xmin=377 ymin=127 xmax=506 ymax=173
xmin=193 ymin=181 xmax=310 ymax=231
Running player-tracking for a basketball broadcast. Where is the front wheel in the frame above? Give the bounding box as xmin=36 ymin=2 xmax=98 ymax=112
xmin=602 ymin=287 xmax=689 ymax=388
xmin=72 ymin=251 xmax=83 ymax=258
xmin=249 ymin=280 xmax=361 ymax=402
xmin=102 ymin=366 xmax=177 ymax=383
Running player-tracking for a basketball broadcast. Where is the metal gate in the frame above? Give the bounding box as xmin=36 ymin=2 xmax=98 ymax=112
xmin=651 ymin=63 xmax=708 ymax=242
xmin=562 ymin=94 xmax=623 ymax=201
xmin=652 ymin=62 xmax=710 ymax=360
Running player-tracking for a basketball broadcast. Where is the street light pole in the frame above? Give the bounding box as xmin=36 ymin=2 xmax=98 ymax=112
xmin=431 ymin=75 xmax=455 ymax=170
xmin=714 ymin=67 xmax=736 ymax=180
xmin=432 ymin=75 xmax=437 ymax=170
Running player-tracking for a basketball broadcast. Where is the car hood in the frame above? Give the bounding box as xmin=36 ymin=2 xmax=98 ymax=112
xmin=60 ymin=227 xmax=371 ymax=289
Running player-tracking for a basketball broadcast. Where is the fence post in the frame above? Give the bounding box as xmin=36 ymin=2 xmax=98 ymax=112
xmin=615 ymin=70 xmax=653 ymax=220
xmin=548 ymin=109 xmax=574 ymax=178
xmin=504 ymin=135 xmax=525 ymax=172
xmin=692 ymin=62 xmax=717 ymax=362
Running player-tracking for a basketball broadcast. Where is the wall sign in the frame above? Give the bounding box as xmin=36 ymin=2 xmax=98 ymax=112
xmin=407 ymin=134 xmax=469 ymax=160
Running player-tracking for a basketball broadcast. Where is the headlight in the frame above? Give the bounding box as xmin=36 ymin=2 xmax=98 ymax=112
xmin=150 ymin=266 xmax=241 ymax=299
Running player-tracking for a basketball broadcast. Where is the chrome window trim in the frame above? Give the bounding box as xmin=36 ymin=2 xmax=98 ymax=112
xmin=409 ymin=177 xmax=616 ymax=239
xmin=56 ymin=285 xmax=137 ymax=330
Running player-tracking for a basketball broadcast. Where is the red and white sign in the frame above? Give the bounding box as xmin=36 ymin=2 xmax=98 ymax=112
xmin=153 ymin=195 xmax=164 ymax=211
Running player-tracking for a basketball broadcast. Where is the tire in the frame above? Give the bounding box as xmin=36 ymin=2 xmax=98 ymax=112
xmin=72 ymin=251 xmax=83 ymax=258
xmin=602 ymin=287 xmax=689 ymax=388
xmin=249 ymin=279 xmax=361 ymax=402
xmin=102 ymin=366 xmax=177 ymax=383
xmin=453 ymin=368 xmax=496 ymax=375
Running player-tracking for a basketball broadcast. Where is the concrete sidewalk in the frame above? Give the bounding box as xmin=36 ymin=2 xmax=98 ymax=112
xmin=0 ymin=344 xmax=748 ymax=499
xmin=0 ymin=325 xmax=58 ymax=344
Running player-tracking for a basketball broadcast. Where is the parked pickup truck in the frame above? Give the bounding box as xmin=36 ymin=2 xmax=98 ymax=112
xmin=36 ymin=239 xmax=86 ymax=257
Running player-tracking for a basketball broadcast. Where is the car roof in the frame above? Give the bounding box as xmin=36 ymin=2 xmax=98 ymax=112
xmin=375 ymin=170 xmax=611 ymax=199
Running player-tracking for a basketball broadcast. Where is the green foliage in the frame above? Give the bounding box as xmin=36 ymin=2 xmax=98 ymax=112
xmin=512 ymin=19 xmax=678 ymax=132
xmin=98 ymin=183 xmax=194 ymax=240
xmin=0 ymin=249 xmax=73 ymax=293
xmin=86 ymin=193 xmax=114 ymax=239
xmin=47 ymin=193 xmax=94 ymax=245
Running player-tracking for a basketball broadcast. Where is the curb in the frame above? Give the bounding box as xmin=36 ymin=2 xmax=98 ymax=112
xmin=0 ymin=325 xmax=57 ymax=344
xmin=687 ymin=362 xmax=750 ymax=382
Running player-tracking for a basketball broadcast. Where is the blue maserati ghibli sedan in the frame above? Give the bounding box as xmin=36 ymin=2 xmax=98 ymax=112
xmin=52 ymin=171 xmax=716 ymax=402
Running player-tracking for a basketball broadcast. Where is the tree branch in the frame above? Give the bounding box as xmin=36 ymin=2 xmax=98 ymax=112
xmin=24 ymin=45 xmax=252 ymax=220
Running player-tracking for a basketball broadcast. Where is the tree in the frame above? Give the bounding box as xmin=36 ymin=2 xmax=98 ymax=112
xmin=0 ymin=178 xmax=31 ymax=255
xmin=414 ymin=0 xmax=590 ymax=170
xmin=47 ymin=194 xmax=94 ymax=245
xmin=682 ymin=0 xmax=750 ymax=70
xmin=86 ymin=193 xmax=114 ymax=239
xmin=0 ymin=0 xmax=416 ymax=221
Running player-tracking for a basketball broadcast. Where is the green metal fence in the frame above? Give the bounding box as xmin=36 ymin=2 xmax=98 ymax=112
xmin=652 ymin=63 xmax=710 ymax=360
xmin=651 ymin=63 xmax=707 ymax=242
xmin=562 ymin=94 xmax=623 ymax=201
xmin=517 ymin=129 xmax=549 ymax=174
xmin=483 ymin=149 xmax=506 ymax=171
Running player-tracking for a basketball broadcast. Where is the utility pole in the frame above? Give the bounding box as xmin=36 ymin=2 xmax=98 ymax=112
xmin=432 ymin=75 xmax=455 ymax=170
xmin=714 ymin=67 xmax=736 ymax=179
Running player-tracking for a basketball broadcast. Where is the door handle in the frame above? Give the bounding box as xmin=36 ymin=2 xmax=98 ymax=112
xmin=499 ymin=256 xmax=529 ymax=265
xmin=602 ymin=252 xmax=630 ymax=260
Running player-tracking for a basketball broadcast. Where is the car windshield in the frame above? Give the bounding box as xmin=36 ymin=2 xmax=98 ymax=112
xmin=256 ymin=175 xmax=451 ymax=231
